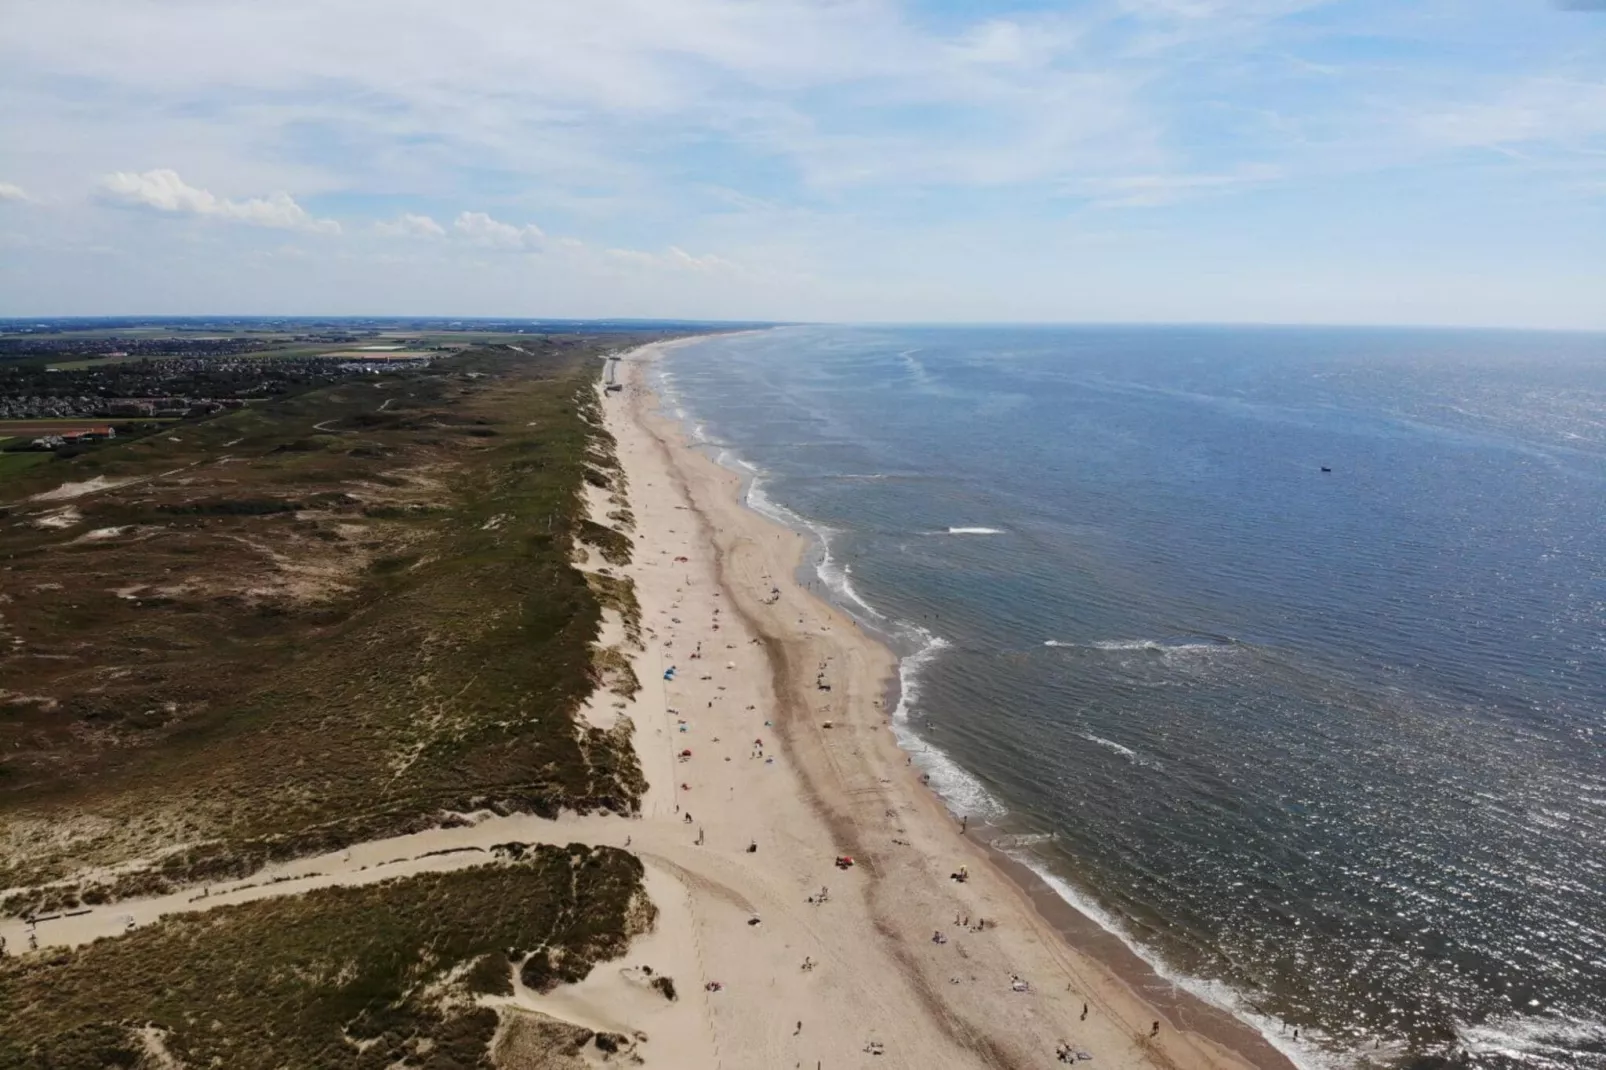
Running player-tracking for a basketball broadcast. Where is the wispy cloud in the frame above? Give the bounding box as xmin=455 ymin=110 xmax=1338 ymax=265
xmin=100 ymin=169 xmax=339 ymax=233
xmin=373 ymin=212 xmax=445 ymax=239
xmin=606 ymin=245 xmax=743 ymax=273
xmin=377 ymin=206 xmax=745 ymax=274
xmin=0 ymin=182 xmax=29 ymax=203
xmin=1074 ymin=165 xmax=1284 ymax=207
xmin=1414 ymin=78 xmax=1606 ymax=154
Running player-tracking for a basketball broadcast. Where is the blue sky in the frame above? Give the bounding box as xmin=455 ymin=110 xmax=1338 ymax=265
xmin=2 ymin=0 xmax=1603 ymax=327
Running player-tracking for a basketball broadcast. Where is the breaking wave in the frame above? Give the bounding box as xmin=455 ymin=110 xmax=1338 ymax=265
xmin=1043 ymin=637 xmax=1239 ymax=656
xmin=1079 ymin=733 xmax=1163 ymax=770
xmin=1009 ymin=855 xmax=1359 ymax=1070
xmin=1456 ymin=1013 xmax=1606 ymax=1070
xmin=889 ymin=630 xmax=1007 ymax=821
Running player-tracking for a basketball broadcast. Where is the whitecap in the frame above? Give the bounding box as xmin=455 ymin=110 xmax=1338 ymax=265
xmin=946 ymin=526 xmax=1006 ymax=535
xmin=1079 ymin=732 xmax=1163 ymax=770
xmin=1089 ymin=638 xmax=1236 ymax=658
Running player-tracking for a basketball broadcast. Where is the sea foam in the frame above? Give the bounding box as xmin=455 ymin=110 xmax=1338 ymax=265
xmin=888 ymin=629 xmax=1007 ymax=821
xmin=1456 ymin=1012 xmax=1606 ymax=1070
xmin=1008 ymin=854 xmax=1358 ymax=1070
xmin=1079 ymin=732 xmax=1163 ymax=770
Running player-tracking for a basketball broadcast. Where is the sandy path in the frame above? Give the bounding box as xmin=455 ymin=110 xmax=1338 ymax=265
xmin=3 ymin=338 xmax=1290 ymax=1070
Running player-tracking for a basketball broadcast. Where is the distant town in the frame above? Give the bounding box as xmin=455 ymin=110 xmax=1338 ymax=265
xmin=0 ymin=316 xmax=757 ymax=458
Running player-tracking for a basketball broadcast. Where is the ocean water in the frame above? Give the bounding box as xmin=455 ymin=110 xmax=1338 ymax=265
xmin=653 ymin=325 xmax=1606 ymax=1070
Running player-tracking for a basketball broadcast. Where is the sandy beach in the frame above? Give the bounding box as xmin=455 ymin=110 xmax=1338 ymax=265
xmin=582 ymin=337 xmax=1299 ymax=1070
xmin=3 ymin=337 xmax=1299 ymax=1070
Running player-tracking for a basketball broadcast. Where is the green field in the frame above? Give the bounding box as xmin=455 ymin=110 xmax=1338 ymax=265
xmin=0 ymin=452 xmax=50 ymax=479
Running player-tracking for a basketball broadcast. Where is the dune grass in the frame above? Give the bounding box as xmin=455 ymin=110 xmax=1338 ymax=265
xmin=0 ymin=847 xmax=652 ymax=1070
xmin=0 ymin=340 xmax=654 ymax=910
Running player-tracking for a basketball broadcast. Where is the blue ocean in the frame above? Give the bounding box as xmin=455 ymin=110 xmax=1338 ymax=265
xmin=654 ymin=325 xmax=1606 ymax=1070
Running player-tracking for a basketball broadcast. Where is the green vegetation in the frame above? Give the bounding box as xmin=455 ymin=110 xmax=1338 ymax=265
xmin=578 ymin=518 xmax=634 ymax=565
xmin=588 ymin=569 xmax=644 ymax=647
xmin=593 ymin=646 xmax=642 ymax=700
xmin=0 ymin=340 xmax=652 ymax=910
xmin=0 ymin=451 xmax=50 ymax=479
xmin=0 ymin=847 xmax=654 ymax=1070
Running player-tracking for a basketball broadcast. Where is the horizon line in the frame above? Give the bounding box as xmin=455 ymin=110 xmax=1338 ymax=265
xmin=2 ymin=315 xmax=1604 ymax=336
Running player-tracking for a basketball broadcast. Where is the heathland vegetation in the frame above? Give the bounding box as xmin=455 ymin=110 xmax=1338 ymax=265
xmin=0 ymin=847 xmax=653 ymax=1069
xmin=0 ymin=338 xmax=650 ymax=913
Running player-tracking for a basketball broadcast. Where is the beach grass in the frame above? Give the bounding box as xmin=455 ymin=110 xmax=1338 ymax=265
xmin=0 ymin=847 xmax=652 ymax=1070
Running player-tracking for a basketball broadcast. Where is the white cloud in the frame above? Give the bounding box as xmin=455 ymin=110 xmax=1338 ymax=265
xmin=100 ymin=169 xmax=339 ymax=233
xmin=374 ymin=212 xmax=446 ymax=238
xmin=615 ymin=245 xmax=742 ymax=273
xmin=0 ymin=182 xmax=28 ymax=202
xmin=1076 ymin=165 xmax=1283 ymax=207
xmin=1415 ymin=79 xmax=1606 ymax=152
xmin=452 ymin=211 xmax=545 ymax=250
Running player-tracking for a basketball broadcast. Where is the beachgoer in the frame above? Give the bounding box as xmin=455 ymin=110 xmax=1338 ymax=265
xmin=795 ymin=1021 xmax=802 ymax=1035
xmin=960 ymin=815 xmax=968 ymax=834
xmin=1150 ymin=1021 xmax=1161 ymax=1038
xmin=1081 ymin=1003 xmax=1088 ymax=1021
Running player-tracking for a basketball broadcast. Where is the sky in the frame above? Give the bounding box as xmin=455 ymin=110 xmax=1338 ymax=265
xmin=2 ymin=0 xmax=1604 ymax=328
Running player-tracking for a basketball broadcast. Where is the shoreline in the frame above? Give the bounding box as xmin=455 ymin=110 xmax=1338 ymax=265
xmin=625 ymin=337 xmax=1300 ymax=1070
xmin=2 ymin=331 xmax=1310 ymax=1070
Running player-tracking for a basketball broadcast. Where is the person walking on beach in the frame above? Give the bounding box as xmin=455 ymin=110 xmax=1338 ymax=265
xmin=1081 ymin=1003 xmax=1088 ymax=1021
xmin=1150 ymin=1021 xmax=1161 ymax=1038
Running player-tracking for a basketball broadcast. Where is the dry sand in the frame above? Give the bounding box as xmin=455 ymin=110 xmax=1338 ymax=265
xmin=2 ymin=338 xmax=1297 ymax=1070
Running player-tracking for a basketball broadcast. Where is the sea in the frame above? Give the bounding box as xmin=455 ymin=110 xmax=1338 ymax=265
xmin=650 ymin=325 xmax=1606 ymax=1070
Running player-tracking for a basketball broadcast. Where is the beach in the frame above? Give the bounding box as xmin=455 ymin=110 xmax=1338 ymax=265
xmin=3 ymin=336 xmax=1299 ymax=1070
xmin=592 ymin=337 xmax=1296 ymax=1070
